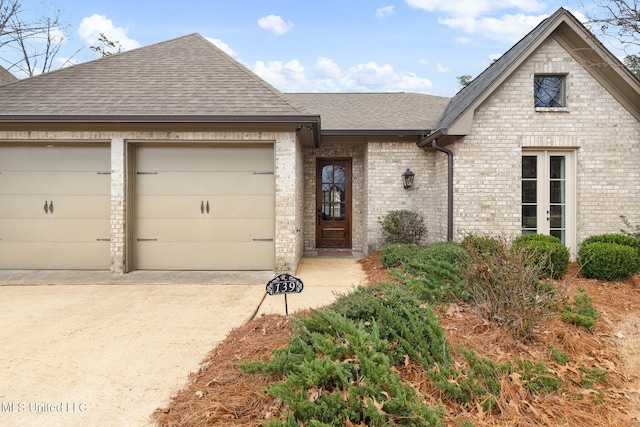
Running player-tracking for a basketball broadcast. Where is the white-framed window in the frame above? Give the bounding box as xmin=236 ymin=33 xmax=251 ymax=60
xmin=534 ymin=75 xmax=566 ymax=108
xmin=522 ymin=150 xmax=576 ymax=256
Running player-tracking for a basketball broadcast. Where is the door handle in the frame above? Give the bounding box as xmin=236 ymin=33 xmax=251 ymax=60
xmin=44 ymin=200 xmax=49 ymax=214
xmin=206 ymin=200 xmax=210 ymax=214
xmin=201 ymin=201 xmax=205 ymax=214
xmin=49 ymin=200 xmax=54 ymax=214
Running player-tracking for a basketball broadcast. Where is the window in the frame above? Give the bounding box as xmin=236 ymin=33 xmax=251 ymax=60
xmin=534 ymin=75 xmax=566 ymax=107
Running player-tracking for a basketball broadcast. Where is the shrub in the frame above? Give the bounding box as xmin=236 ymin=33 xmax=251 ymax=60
xmin=461 ymin=235 xmax=559 ymax=340
xmin=562 ymin=287 xmax=597 ymax=329
xmin=421 ymin=241 xmax=469 ymax=265
xmin=578 ymin=241 xmax=640 ymax=281
xmin=379 ymin=244 xmax=422 ymax=268
xmin=513 ymin=234 xmax=570 ymax=279
xmin=380 ymin=209 xmax=427 ymax=245
xmin=581 ymin=233 xmax=639 ymax=251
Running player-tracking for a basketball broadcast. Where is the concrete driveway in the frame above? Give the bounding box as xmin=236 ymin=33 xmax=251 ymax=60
xmin=0 ymin=258 xmax=365 ymax=427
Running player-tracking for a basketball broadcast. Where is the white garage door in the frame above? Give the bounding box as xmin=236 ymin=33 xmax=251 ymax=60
xmin=0 ymin=146 xmax=111 ymax=269
xmin=136 ymin=146 xmax=274 ymax=270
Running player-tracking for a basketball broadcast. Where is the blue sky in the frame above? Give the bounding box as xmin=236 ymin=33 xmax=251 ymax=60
xmin=6 ymin=0 xmax=627 ymax=97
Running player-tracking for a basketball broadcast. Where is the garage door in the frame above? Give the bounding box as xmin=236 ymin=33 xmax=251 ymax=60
xmin=136 ymin=146 xmax=274 ymax=270
xmin=0 ymin=146 xmax=111 ymax=269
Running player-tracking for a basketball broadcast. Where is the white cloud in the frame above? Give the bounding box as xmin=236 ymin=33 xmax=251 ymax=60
xmin=404 ymin=0 xmax=545 ymax=17
xmin=436 ymin=63 xmax=449 ymax=73
xmin=315 ymin=57 xmax=342 ymax=78
xmin=419 ymin=58 xmax=429 ymax=66
xmin=376 ymin=5 xmax=395 ymax=18
xmin=455 ymin=37 xmax=471 ymax=44
xmin=206 ymin=37 xmax=237 ymax=57
xmin=253 ymin=57 xmax=432 ymax=93
xmin=404 ymin=0 xmax=549 ymax=43
xmin=78 ymin=14 xmax=140 ymax=51
xmin=258 ymin=15 xmax=294 ymax=35
xmin=441 ymin=12 xmax=548 ymax=43
xmin=253 ymin=59 xmax=308 ymax=90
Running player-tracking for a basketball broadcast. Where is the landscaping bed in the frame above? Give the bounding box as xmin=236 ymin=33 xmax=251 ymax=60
xmin=153 ymin=253 xmax=640 ymax=426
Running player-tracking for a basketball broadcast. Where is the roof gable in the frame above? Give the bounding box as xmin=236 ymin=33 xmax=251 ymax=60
xmin=424 ymin=7 xmax=640 ymax=144
xmin=0 ymin=34 xmax=303 ymax=117
xmin=0 ymin=66 xmax=17 ymax=87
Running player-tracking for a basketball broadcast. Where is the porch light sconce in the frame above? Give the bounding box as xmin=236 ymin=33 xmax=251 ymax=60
xmin=402 ymin=168 xmax=415 ymax=189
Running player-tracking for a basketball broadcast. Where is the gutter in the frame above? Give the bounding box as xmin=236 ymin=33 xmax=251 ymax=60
xmin=417 ymin=129 xmax=454 ymax=241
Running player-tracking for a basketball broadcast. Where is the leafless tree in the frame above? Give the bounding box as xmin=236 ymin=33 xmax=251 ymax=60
xmin=584 ymin=0 xmax=640 ymax=77
xmin=0 ymin=0 xmax=70 ymax=77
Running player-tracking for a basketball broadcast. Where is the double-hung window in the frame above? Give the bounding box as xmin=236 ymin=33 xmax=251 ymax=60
xmin=534 ymin=75 xmax=566 ymax=108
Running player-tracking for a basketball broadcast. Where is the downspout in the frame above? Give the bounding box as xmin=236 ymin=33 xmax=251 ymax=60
xmin=431 ymin=139 xmax=454 ymax=241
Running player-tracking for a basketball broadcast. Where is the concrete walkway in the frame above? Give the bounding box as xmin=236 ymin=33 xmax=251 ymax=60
xmin=0 ymin=256 xmax=366 ymax=427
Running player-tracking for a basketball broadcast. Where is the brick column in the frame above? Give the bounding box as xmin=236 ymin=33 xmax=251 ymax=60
xmin=110 ymin=138 xmax=126 ymax=274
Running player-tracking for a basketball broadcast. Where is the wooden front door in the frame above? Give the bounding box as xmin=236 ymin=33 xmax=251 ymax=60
xmin=316 ymin=158 xmax=352 ymax=248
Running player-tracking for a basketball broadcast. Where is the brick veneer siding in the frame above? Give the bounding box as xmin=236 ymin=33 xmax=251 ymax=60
xmin=0 ymin=129 xmax=298 ymax=274
xmin=451 ymin=37 xmax=640 ymax=249
xmin=364 ymin=140 xmax=436 ymax=253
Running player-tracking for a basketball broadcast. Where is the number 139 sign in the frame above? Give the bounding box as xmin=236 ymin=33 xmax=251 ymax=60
xmin=266 ymin=274 xmax=304 ymax=295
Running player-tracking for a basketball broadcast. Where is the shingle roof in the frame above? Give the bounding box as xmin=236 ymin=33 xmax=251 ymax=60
xmin=284 ymin=92 xmax=449 ymax=131
xmin=0 ymin=66 xmax=17 ymax=87
xmin=0 ymin=33 xmax=303 ymax=116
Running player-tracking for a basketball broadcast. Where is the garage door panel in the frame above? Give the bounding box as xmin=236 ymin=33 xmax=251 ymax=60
xmin=138 ymin=147 xmax=273 ymax=171
xmin=136 ymin=146 xmax=275 ymax=271
xmin=0 ymin=146 xmax=110 ymax=171
xmin=0 ymin=195 xmax=110 ymax=218
xmin=137 ymin=195 xmax=274 ymax=219
xmin=0 ymin=171 xmax=109 ymax=195
xmin=136 ymin=242 xmax=274 ymax=270
xmin=0 ymin=219 xmax=110 ymax=242
xmin=0 ymin=242 xmax=109 ymax=269
xmin=137 ymin=219 xmax=273 ymax=242
xmin=138 ymin=172 xmax=273 ymax=195
xmin=0 ymin=146 xmax=110 ymax=270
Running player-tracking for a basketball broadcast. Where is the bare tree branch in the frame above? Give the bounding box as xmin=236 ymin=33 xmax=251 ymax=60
xmin=0 ymin=0 xmax=70 ymax=77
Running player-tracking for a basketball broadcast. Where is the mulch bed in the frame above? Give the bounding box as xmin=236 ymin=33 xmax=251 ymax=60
xmin=152 ymin=255 xmax=640 ymax=426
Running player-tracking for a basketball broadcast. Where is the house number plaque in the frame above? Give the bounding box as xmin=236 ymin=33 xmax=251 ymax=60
xmin=266 ymin=274 xmax=304 ymax=315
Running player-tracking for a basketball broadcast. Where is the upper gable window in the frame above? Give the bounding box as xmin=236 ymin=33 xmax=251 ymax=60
xmin=534 ymin=75 xmax=566 ymax=108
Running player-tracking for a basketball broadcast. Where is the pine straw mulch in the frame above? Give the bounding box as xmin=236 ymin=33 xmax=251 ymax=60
xmin=152 ymin=254 xmax=640 ymax=427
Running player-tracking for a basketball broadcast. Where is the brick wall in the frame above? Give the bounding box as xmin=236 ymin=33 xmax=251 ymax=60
xmin=451 ymin=37 xmax=640 ymax=249
xmin=363 ymin=139 xmax=436 ymax=253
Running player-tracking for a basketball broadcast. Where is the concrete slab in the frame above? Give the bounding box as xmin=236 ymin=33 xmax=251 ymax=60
xmin=0 ymin=257 xmax=366 ymax=426
xmin=0 ymin=276 xmax=268 ymax=427
xmin=257 ymin=257 xmax=367 ymax=316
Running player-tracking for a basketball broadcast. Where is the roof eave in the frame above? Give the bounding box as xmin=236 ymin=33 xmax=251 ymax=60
xmin=322 ymin=129 xmax=430 ymax=137
xmin=0 ymin=114 xmax=323 ymax=148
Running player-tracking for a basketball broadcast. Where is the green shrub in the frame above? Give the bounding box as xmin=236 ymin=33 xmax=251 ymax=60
xmin=380 ymin=209 xmax=427 ymax=245
xmin=242 ymin=293 xmax=447 ymax=426
xmin=421 ymin=241 xmax=469 ymax=265
xmin=513 ymin=234 xmax=570 ymax=279
xmin=461 ymin=234 xmax=505 ymax=257
xmin=550 ymin=345 xmax=569 ymax=366
xmin=397 ymin=257 xmax=469 ymax=303
xmin=578 ymin=241 xmax=640 ymax=281
xmin=380 ymin=244 xmax=422 ymax=268
xmin=581 ymin=233 xmax=639 ymax=251
xmin=562 ymin=288 xmax=597 ymax=329
xmin=461 ymin=235 xmax=559 ymax=340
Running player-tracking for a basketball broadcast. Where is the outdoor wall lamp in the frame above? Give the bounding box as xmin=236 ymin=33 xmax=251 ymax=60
xmin=402 ymin=168 xmax=415 ymax=189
